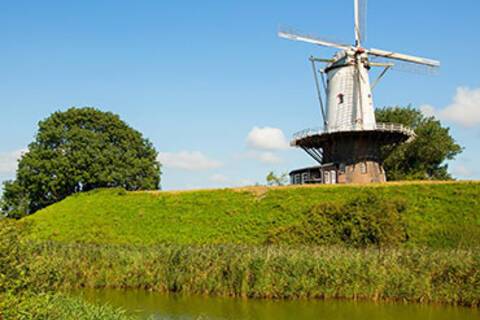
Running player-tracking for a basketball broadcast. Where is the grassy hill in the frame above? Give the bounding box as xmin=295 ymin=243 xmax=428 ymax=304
xmin=24 ymin=181 xmax=480 ymax=248
xmin=6 ymin=181 xmax=480 ymax=308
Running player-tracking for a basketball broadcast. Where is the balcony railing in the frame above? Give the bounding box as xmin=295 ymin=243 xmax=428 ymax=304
xmin=292 ymin=123 xmax=415 ymax=141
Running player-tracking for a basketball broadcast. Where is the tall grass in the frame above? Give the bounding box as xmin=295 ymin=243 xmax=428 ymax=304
xmin=0 ymin=220 xmax=139 ymax=320
xmin=0 ymin=292 xmax=138 ymax=320
xmin=27 ymin=242 xmax=480 ymax=307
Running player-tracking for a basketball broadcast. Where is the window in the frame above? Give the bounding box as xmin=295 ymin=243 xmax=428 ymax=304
xmin=360 ymin=162 xmax=367 ymax=174
xmin=337 ymin=93 xmax=345 ymax=104
xmin=294 ymin=174 xmax=301 ymax=185
xmin=339 ymin=163 xmax=346 ymax=174
xmin=302 ymin=172 xmax=310 ymax=184
xmin=324 ymin=171 xmax=330 ymax=184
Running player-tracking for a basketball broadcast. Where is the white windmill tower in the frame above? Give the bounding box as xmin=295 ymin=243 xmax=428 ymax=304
xmin=282 ymin=0 xmax=440 ymax=185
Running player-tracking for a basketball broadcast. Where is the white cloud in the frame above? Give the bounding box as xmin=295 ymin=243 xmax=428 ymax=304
xmin=256 ymin=152 xmax=282 ymax=164
xmin=423 ymin=87 xmax=480 ymax=127
xmin=211 ymin=176 xmax=258 ymax=188
xmin=238 ymin=178 xmax=254 ymax=186
xmin=157 ymin=151 xmax=222 ymax=171
xmin=451 ymin=164 xmax=475 ymax=178
xmin=208 ymin=175 xmax=256 ymax=187
xmin=209 ymin=174 xmax=230 ymax=184
xmin=242 ymin=151 xmax=282 ymax=165
xmin=419 ymin=104 xmax=436 ymax=118
xmin=0 ymin=149 xmax=26 ymax=175
xmin=243 ymin=127 xmax=288 ymax=165
xmin=246 ymin=127 xmax=289 ymax=151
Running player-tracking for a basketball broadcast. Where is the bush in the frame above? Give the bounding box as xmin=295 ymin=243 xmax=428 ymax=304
xmin=0 ymin=220 xmax=138 ymax=319
xmin=267 ymin=192 xmax=408 ymax=247
xmin=0 ymin=219 xmax=29 ymax=293
xmin=1 ymin=292 xmax=138 ymax=320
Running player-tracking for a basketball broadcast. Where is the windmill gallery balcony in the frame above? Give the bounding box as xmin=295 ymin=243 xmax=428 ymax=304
xmin=291 ymin=123 xmax=415 ymax=143
xmin=289 ymin=123 xmax=415 ymax=185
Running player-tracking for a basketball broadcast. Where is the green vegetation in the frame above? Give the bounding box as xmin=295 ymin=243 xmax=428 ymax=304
xmin=0 ymin=220 xmax=139 ymax=319
xmin=2 ymin=181 xmax=480 ymax=316
xmin=1 ymin=107 xmax=161 ymax=218
xmin=267 ymin=192 xmax=409 ymax=246
xmin=376 ymin=107 xmax=463 ymax=181
xmin=19 ymin=242 xmax=480 ymax=307
xmin=24 ymin=182 xmax=480 ymax=248
xmin=1 ymin=293 xmax=138 ymax=320
xmin=266 ymin=171 xmax=289 ymax=186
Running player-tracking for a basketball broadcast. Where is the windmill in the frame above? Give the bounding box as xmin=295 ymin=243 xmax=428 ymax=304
xmin=282 ymin=0 xmax=440 ymax=185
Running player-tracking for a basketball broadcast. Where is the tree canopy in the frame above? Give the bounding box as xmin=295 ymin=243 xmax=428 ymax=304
xmin=376 ymin=106 xmax=463 ymax=181
xmin=1 ymin=107 xmax=161 ymax=218
xmin=266 ymin=171 xmax=288 ymax=186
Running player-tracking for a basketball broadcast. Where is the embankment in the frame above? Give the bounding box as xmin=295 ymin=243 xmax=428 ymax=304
xmin=3 ymin=181 xmax=479 ymax=311
xmin=24 ymin=181 xmax=480 ymax=248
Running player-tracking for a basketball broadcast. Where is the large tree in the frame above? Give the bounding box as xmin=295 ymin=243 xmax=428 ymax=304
xmin=376 ymin=106 xmax=463 ymax=181
xmin=1 ymin=107 xmax=161 ymax=218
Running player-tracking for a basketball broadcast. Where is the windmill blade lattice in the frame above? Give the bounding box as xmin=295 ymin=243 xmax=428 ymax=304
xmin=355 ymin=0 xmax=368 ymax=46
xmin=370 ymin=56 xmax=440 ymax=76
xmin=278 ymin=29 xmax=351 ymax=51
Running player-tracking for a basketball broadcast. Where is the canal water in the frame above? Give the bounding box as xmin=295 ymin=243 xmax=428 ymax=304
xmin=77 ymin=289 xmax=479 ymax=320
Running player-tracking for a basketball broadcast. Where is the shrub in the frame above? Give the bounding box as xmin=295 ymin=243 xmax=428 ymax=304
xmin=0 ymin=292 xmax=138 ymax=320
xmin=267 ymin=192 xmax=408 ymax=247
xmin=0 ymin=219 xmax=30 ymax=293
xmin=0 ymin=220 xmax=138 ymax=319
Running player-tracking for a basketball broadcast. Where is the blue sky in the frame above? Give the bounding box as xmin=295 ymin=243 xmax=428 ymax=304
xmin=1 ymin=0 xmax=479 ymax=190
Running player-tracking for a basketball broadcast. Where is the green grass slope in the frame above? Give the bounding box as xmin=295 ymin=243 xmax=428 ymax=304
xmin=24 ymin=181 xmax=480 ymax=248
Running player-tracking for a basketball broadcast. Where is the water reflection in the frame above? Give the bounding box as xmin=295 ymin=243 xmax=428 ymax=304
xmin=76 ymin=289 xmax=478 ymax=320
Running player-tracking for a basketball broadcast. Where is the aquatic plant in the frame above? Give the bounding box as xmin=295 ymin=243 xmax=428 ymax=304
xmin=1 ymin=292 xmax=138 ymax=320
xmin=26 ymin=242 xmax=480 ymax=307
xmin=0 ymin=220 xmax=139 ymax=319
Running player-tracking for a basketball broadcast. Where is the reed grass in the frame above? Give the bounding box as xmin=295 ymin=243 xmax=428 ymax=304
xmin=0 ymin=220 xmax=139 ymax=320
xmin=0 ymin=291 xmax=139 ymax=320
xmin=27 ymin=242 xmax=480 ymax=307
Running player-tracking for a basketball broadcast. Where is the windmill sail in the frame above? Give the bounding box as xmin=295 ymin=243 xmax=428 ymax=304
xmin=358 ymin=0 xmax=367 ymax=44
xmin=278 ymin=30 xmax=351 ymax=50
xmin=367 ymin=48 xmax=440 ymax=67
xmin=370 ymin=56 xmax=439 ymax=75
xmin=354 ymin=0 xmax=368 ymax=46
xmin=278 ymin=0 xmax=439 ymax=132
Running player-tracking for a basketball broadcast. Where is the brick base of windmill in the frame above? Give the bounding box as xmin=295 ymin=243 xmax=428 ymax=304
xmin=289 ymin=123 xmax=414 ymax=185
